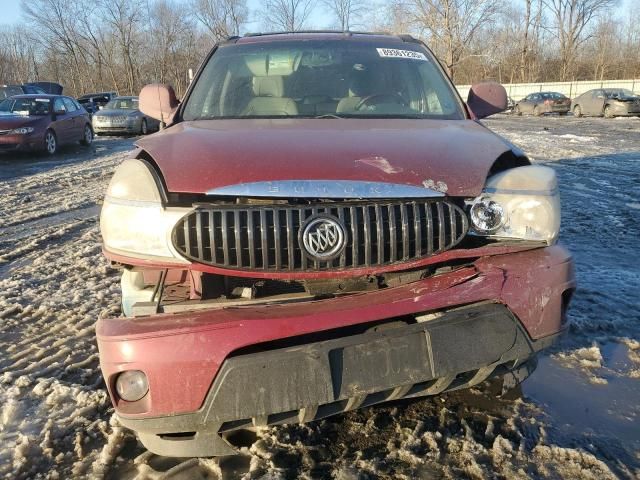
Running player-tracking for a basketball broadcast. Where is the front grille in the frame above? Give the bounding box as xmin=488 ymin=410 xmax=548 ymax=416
xmin=173 ymin=200 xmax=468 ymax=272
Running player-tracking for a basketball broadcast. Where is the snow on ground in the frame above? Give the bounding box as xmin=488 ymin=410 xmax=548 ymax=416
xmin=0 ymin=117 xmax=638 ymax=479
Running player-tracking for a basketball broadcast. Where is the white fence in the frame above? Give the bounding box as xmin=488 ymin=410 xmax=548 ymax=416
xmin=457 ymin=79 xmax=640 ymax=101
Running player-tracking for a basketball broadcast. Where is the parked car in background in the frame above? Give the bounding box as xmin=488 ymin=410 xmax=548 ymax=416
xmin=0 ymin=94 xmax=93 ymax=155
xmin=92 ymin=96 xmax=159 ymax=135
xmin=78 ymin=91 xmax=118 ymax=115
xmin=0 ymin=84 xmax=47 ymax=100
xmin=572 ymin=88 xmax=640 ymax=118
xmin=513 ymin=92 xmax=571 ymax=116
xmin=24 ymin=82 xmax=63 ymax=95
xmin=96 ymin=32 xmax=575 ymax=458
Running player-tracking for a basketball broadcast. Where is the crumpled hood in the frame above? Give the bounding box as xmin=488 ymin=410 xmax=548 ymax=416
xmin=136 ymin=118 xmax=514 ymax=198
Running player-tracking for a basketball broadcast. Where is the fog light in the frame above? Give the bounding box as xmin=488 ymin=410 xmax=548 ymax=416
xmin=470 ymin=198 xmax=505 ymax=233
xmin=115 ymin=370 xmax=149 ymax=402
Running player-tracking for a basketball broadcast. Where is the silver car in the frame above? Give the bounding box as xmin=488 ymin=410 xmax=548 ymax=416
xmin=572 ymin=89 xmax=640 ymax=118
xmin=92 ymin=96 xmax=160 ymax=135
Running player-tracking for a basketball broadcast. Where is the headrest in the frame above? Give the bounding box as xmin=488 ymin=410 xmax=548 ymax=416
xmin=252 ymin=76 xmax=284 ymax=97
xmin=245 ymin=51 xmax=302 ymax=76
xmin=349 ymin=70 xmax=376 ymax=97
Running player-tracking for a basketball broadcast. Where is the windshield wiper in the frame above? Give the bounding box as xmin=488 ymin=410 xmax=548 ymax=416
xmin=314 ymin=114 xmax=345 ymax=119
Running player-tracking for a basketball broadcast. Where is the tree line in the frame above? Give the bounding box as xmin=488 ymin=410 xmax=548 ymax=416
xmin=0 ymin=0 xmax=638 ymax=98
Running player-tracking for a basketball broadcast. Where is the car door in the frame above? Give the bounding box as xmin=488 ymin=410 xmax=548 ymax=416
xmin=527 ymin=94 xmax=540 ymax=114
xmin=51 ymin=97 xmax=73 ymax=144
xmin=63 ymin=97 xmax=84 ymax=141
xmin=588 ymin=90 xmax=606 ymax=115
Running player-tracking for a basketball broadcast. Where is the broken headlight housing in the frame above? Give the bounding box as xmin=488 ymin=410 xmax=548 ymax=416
xmin=100 ymin=158 xmax=190 ymax=263
xmin=468 ymin=165 xmax=560 ymax=245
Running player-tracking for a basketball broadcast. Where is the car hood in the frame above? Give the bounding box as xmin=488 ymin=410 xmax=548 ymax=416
xmin=97 ymin=109 xmax=139 ymax=116
xmin=136 ymin=119 xmax=514 ymax=198
xmin=611 ymin=96 xmax=640 ymax=102
xmin=0 ymin=114 xmax=44 ymax=129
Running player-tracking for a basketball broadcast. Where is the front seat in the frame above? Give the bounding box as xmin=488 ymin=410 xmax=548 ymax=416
xmin=242 ymin=76 xmax=298 ymax=116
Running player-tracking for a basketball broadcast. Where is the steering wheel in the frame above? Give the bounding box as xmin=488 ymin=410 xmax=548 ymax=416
xmin=355 ymin=93 xmax=406 ymax=111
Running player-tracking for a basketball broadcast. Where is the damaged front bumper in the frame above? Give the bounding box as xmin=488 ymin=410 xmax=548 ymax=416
xmin=96 ymin=245 xmax=575 ymax=457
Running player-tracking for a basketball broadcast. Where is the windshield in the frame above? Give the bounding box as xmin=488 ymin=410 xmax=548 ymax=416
xmin=183 ymin=40 xmax=464 ymax=120
xmin=105 ymin=98 xmax=139 ymax=110
xmin=541 ymin=92 xmax=566 ymax=99
xmin=0 ymin=86 xmax=23 ymax=100
xmin=605 ymin=89 xmax=636 ymax=98
xmin=0 ymin=97 xmax=51 ymax=115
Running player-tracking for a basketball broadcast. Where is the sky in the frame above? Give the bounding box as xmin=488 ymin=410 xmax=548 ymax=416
xmin=0 ymin=0 xmax=630 ymax=29
xmin=0 ymin=0 xmax=332 ymax=29
xmin=0 ymin=0 xmax=22 ymax=25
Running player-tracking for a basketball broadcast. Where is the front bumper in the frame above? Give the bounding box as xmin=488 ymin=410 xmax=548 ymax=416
xmin=0 ymin=133 xmax=41 ymax=152
xmin=93 ymin=123 xmax=140 ymax=135
xmin=96 ymin=245 xmax=575 ymax=456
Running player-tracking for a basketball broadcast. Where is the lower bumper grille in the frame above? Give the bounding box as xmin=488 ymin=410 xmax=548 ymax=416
xmin=172 ymin=199 xmax=468 ymax=272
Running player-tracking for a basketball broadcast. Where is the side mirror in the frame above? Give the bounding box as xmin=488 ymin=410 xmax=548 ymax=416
xmin=140 ymin=84 xmax=179 ymax=124
xmin=466 ymin=82 xmax=508 ymax=119
xmin=98 ymin=105 xmax=103 ymax=110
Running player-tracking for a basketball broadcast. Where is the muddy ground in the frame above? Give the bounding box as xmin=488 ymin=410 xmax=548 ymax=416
xmin=0 ymin=115 xmax=638 ymax=479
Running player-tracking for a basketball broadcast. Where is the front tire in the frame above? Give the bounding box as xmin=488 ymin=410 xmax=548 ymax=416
xmin=514 ymin=105 xmax=522 ymax=116
xmin=533 ymin=105 xmax=542 ymax=116
xmin=80 ymin=124 xmax=93 ymax=146
xmin=140 ymin=119 xmax=148 ymax=135
xmin=44 ymin=130 xmax=57 ymax=155
xmin=573 ymin=105 xmax=582 ymax=117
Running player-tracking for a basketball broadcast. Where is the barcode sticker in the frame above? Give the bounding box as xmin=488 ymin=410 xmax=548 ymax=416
xmin=376 ymin=48 xmax=428 ymax=61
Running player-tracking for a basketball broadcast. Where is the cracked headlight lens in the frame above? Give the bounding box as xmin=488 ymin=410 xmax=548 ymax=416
xmin=469 ymin=165 xmax=561 ymax=245
xmin=469 ymin=198 xmax=505 ymax=233
xmin=100 ymin=158 xmax=190 ymax=263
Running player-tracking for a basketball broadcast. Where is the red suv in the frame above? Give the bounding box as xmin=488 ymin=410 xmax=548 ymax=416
xmin=97 ymin=32 xmax=575 ymax=457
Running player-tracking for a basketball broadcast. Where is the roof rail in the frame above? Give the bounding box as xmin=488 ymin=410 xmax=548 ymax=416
xmin=243 ymin=30 xmax=393 ymax=38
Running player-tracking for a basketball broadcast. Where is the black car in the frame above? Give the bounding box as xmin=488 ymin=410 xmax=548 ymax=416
xmin=0 ymin=84 xmax=47 ymax=100
xmin=78 ymin=92 xmax=118 ymax=115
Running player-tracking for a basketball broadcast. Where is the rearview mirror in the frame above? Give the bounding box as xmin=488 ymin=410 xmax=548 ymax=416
xmin=466 ymin=82 xmax=508 ymax=119
xmin=140 ymin=84 xmax=179 ymax=124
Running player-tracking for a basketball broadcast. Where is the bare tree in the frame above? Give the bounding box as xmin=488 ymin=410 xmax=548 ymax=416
xmin=410 ymin=0 xmax=502 ymax=81
xmin=545 ymin=0 xmax=617 ymax=80
xmin=322 ymin=0 xmax=364 ymax=31
xmin=262 ymin=0 xmax=315 ymax=31
xmin=191 ymin=0 xmax=248 ymax=40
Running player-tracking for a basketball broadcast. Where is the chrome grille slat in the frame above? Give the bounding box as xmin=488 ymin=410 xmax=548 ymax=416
xmin=388 ymin=204 xmax=397 ymax=262
xmin=400 ymin=203 xmax=409 ymax=260
xmin=173 ymin=200 xmax=468 ymax=272
xmin=436 ymin=202 xmax=445 ymax=252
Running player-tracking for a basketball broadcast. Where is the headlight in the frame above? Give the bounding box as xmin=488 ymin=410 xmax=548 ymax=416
xmin=100 ymin=159 xmax=191 ymax=263
xmin=11 ymin=127 xmax=34 ymax=134
xmin=468 ymin=165 xmax=560 ymax=245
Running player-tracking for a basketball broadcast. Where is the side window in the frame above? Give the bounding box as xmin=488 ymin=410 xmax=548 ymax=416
xmin=53 ymin=98 xmax=67 ymax=113
xmin=63 ymin=97 xmax=78 ymax=112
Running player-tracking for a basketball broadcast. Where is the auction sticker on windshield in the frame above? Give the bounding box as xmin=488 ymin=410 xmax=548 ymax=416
xmin=376 ymin=48 xmax=428 ymax=61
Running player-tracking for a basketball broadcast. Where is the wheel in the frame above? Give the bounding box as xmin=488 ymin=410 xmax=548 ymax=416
xmin=604 ymin=105 xmax=614 ymax=118
xmin=44 ymin=130 xmax=57 ymax=155
xmin=140 ymin=119 xmax=148 ymax=135
xmin=513 ymin=105 xmax=522 ymax=116
xmin=573 ymin=105 xmax=582 ymax=117
xmin=533 ymin=105 xmax=542 ymax=116
xmin=80 ymin=124 xmax=93 ymax=146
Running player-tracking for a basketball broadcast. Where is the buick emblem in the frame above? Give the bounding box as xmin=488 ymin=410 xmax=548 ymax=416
xmin=301 ymin=215 xmax=347 ymax=260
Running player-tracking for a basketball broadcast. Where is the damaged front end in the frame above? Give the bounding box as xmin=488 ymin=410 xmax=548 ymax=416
xmin=95 ymin=155 xmax=575 ymax=457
